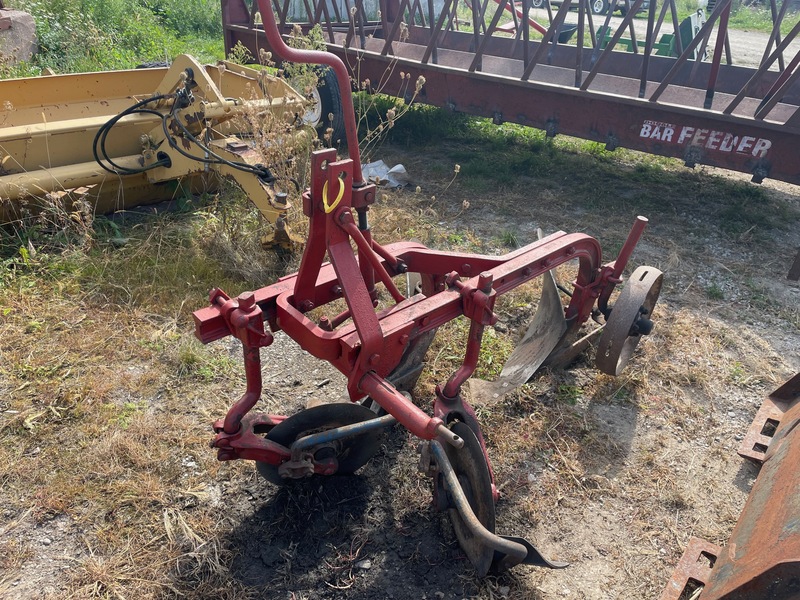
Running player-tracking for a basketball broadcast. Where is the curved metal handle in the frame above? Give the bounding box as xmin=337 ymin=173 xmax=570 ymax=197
xmin=255 ymin=0 xmax=363 ymax=183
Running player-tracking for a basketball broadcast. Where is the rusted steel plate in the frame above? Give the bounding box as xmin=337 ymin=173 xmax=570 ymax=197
xmin=701 ymin=377 xmax=800 ymax=599
xmin=663 ymin=374 xmax=800 ymax=600
xmin=738 ymin=373 xmax=800 ymax=462
xmin=659 ymin=537 xmax=722 ymax=600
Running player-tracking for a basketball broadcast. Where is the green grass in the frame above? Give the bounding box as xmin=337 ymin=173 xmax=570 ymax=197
xmin=2 ymin=0 xmax=224 ymax=76
xmin=727 ymin=3 xmax=799 ymax=35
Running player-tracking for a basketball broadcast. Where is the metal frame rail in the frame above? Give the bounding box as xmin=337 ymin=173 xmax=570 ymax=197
xmin=222 ymin=0 xmax=800 ymax=185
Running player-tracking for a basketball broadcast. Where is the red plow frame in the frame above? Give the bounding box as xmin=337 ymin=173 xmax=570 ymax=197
xmin=194 ymin=0 xmax=663 ymax=577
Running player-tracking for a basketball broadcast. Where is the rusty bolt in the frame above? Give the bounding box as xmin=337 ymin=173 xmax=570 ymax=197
xmin=237 ymin=291 xmax=255 ymax=311
xmin=461 ymin=263 xmax=472 ymax=275
xmin=522 ymin=267 xmax=533 ymax=277
xmin=331 ymin=285 xmax=343 ymax=297
xmin=300 ymin=299 xmax=314 ymax=312
xmin=399 ymin=334 xmax=409 ymax=345
xmin=478 ymin=272 xmax=493 ymax=293
xmin=369 ymin=353 xmax=381 ymax=366
xmin=566 ymin=246 xmax=575 ymax=256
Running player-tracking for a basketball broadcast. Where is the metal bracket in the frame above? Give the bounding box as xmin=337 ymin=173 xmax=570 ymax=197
xmin=658 ymin=537 xmax=721 ymax=600
xmin=738 ymin=372 xmax=800 ymax=463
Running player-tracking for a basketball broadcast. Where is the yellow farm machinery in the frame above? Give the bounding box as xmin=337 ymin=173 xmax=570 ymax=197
xmin=0 ymin=54 xmax=312 ymax=248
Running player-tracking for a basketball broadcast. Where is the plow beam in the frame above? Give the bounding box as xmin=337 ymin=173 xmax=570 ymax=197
xmin=661 ymin=373 xmax=800 ymax=600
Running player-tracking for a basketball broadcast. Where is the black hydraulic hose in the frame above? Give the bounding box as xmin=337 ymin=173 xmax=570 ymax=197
xmin=161 ymin=99 xmax=276 ymax=182
xmin=92 ymin=94 xmax=174 ymax=175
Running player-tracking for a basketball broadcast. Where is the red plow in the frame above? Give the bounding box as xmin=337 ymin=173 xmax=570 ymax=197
xmin=193 ymin=0 xmax=663 ymax=576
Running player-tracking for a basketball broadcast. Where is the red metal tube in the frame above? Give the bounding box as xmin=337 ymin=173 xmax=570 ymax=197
xmin=223 ymin=346 xmax=263 ymax=434
xmin=339 ymin=213 xmax=405 ymax=303
xmin=359 ymin=371 xmax=445 ymax=440
xmin=442 ymin=318 xmax=486 ymax=399
xmin=598 ymin=216 xmax=649 ymax=314
xmin=442 ymin=273 xmax=496 ymax=398
xmin=255 ymin=0 xmax=363 ymax=183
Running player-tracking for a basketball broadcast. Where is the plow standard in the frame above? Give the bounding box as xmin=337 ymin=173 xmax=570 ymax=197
xmin=193 ymin=0 xmax=664 ymax=576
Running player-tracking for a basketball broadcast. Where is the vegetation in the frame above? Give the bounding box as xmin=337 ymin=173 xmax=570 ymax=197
xmin=2 ymin=0 xmax=224 ymax=76
xmin=1 ymin=3 xmax=799 ymax=598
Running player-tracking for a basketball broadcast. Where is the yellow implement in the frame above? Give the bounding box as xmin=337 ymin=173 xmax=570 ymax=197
xmin=0 ymin=55 xmax=310 ymax=249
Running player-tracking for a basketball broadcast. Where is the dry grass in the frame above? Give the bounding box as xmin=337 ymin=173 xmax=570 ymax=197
xmin=1 ymin=108 xmax=798 ymax=599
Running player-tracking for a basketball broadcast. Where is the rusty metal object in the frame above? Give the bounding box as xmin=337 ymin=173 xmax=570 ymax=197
xmin=0 ymin=55 xmax=310 ymax=249
xmin=437 ymin=421 xmax=497 ymax=575
xmin=222 ymin=0 xmax=800 ymax=186
xmin=659 ymin=537 xmax=722 ymax=600
xmin=738 ymin=373 xmax=800 ymax=463
xmin=662 ymin=373 xmax=800 ymax=599
xmin=595 ymin=265 xmax=663 ymax=376
xmin=429 ymin=433 xmax=569 ymax=574
xmin=470 ymin=266 xmax=566 ymax=404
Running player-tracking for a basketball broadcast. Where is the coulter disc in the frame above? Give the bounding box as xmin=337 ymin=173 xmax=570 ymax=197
xmin=256 ymin=402 xmax=383 ymax=484
xmin=443 ymin=421 xmax=496 ymax=576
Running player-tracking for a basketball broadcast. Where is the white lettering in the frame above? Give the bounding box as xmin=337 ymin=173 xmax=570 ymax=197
xmin=649 ymin=122 xmax=770 ymax=158
xmin=720 ymin=133 xmax=738 ymax=152
xmin=737 ymin=136 xmax=756 ymax=154
xmin=693 ymin=129 xmax=709 ymax=145
xmin=706 ymin=130 xmax=723 ymax=150
xmin=752 ymin=138 xmax=772 ymax=158
xmin=678 ymin=126 xmax=695 ymax=144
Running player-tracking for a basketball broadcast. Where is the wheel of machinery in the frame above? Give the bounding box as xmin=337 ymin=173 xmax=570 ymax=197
xmin=438 ymin=421 xmax=497 ymax=577
xmin=591 ymin=0 xmax=610 ymax=14
xmin=298 ymin=66 xmax=346 ymax=147
xmin=530 ymin=0 xmax=546 ymax=8
xmin=595 ymin=265 xmax=663 ymax=376
xmin=256 ymin=403 xmax=383 ymax=485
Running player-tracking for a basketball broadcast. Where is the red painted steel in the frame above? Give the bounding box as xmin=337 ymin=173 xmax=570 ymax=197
xmin=221 ymin=0 xmax=800 ymax=185
xmin=197 ymin=8 xmax=659 ymax=572
xmin=194 ymin=142 xmax=644 ymax=468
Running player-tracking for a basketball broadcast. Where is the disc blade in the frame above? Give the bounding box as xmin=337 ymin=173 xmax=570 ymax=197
xmin=256 ymin=402 xmax=382 ymax=484
xmin=444 ymin=421 xmax=496 ymax=576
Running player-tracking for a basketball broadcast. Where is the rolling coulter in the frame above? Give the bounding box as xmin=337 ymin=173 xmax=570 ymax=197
xmin=193 ymin=0 xmax=663 ymax=575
